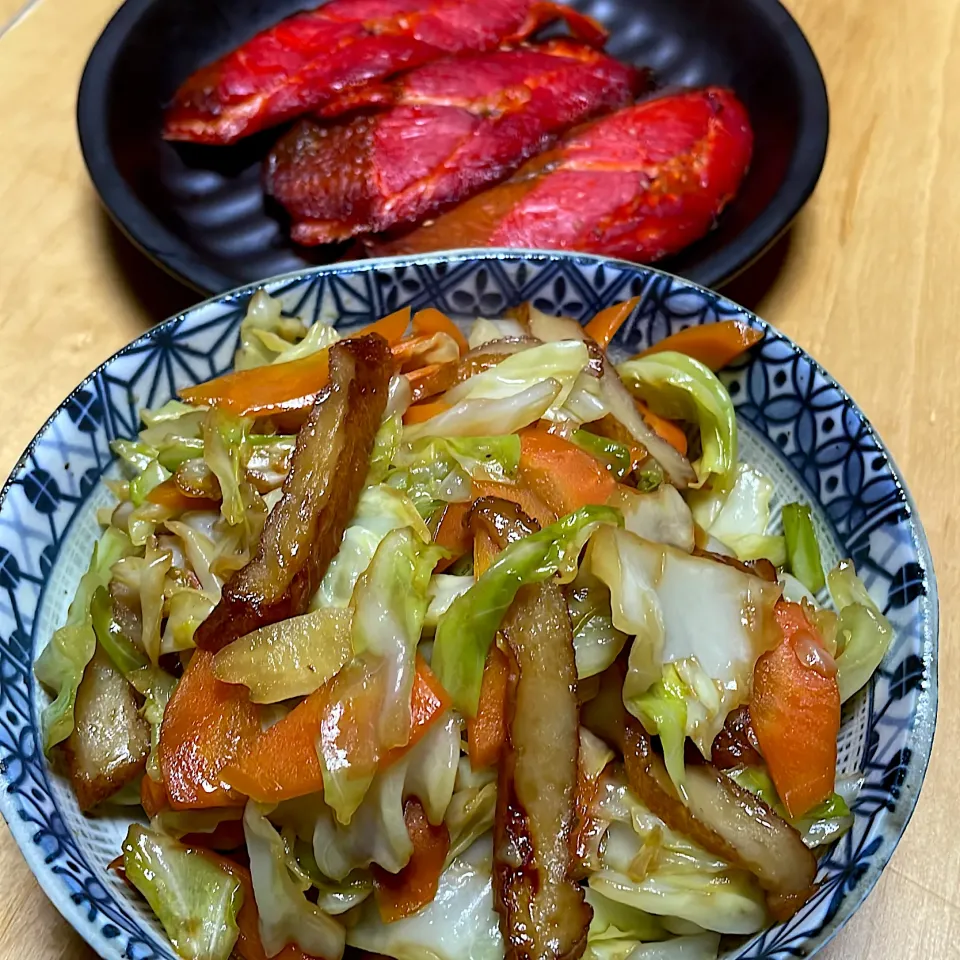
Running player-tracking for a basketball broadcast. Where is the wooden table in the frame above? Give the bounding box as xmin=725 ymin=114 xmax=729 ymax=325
xmin=0 ymin=0 xmax=957 ymax=955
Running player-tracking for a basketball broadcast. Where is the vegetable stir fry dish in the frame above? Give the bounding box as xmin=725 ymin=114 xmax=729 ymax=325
xmin=36 ymin=295 xmax=893 ymax=960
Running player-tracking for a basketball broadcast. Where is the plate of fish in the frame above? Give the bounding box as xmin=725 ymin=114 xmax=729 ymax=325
xmin=77 ymin=0 xmax=829 ymax=294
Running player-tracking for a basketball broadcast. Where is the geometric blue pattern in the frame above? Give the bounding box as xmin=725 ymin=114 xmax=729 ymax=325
xmin=0 ymin=251 xmax=937 ymax=960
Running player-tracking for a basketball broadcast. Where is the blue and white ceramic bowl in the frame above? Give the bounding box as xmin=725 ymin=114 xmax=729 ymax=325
xmin=0 ymin=251 xmax=937 ymax=960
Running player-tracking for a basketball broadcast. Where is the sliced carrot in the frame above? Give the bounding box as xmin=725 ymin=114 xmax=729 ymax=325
xmin=140 ymin=773 xmax=169 ymax=818
xmin=178 ymin=308 xmax=408 ymax=418
xmin=751 ymin=601 xmax=840 ymax=818
xmin=225 ymin=656 xmax=450 ymax=803
xmin=180 ymin=350 xmax=330 ymax=419
xmin=636 ymin=320 xmax=763 ymax=371
xmin=473 ymin=527 xmax=499 ymax=580
xmin=432 ymin=500 xmax=473 ymax=573
xmin=403 ymin=399 xmax=451 ymax=424
xmin=206 ymin=855 xmax=315 ymax=960
xmin=158 ymin=650 xmax=261 ymax=810
xmin=361 ymin=306 xmax=411 ymax=345
xmin=466 ymin=645 xmax=509 ymax=769
xmin=518 ymin=427 xmax=616 ymax=516
xmin=412 ymin=307 xmax=469 ymax=354
xmin=583 ymin=297 xmax=641 ymax=348
xmin=405 ymin=361 xmax=459 ymax=403
xmin=146 ymin=477 xmax=220 ymax=512
xmin=373 ymin=799 xmax=450 ymax=922
xmin=635 ymin=399 xmax=688 ymax=456
xmin=471 ymin=479 xmax=557 ymax=530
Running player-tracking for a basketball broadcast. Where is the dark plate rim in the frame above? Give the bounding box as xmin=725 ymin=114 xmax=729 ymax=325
xmin=76 ymin=0 xmax=830 ymax=295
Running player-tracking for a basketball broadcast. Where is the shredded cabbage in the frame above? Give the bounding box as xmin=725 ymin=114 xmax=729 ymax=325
xmin=433 ymin=504 xmax=623 ymax=714
xmin=423 ymin=575 xmax=473 ymax=631
xmin=243 ymin=802 xmax=346 ymax=959
xmin=444 ymin=758 xmax=497 ymax=865
xmin=610 ymin=484 xmax=695 ymax=553
xmin=35 ymin=528 xmax=133 ymax=753
xmin=618 ymin=352 xmax=737 ymax=486
xmin=568 ymin=569 xmax=629 ymax=680
xmin=346 ymin=836 xmax=504 ymax=960
xmin=827 ymin=560 xmax=894 ymax=702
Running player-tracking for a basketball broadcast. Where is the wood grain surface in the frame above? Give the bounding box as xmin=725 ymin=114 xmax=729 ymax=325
xmin=0 ymin=0 xmax=956 ymax=956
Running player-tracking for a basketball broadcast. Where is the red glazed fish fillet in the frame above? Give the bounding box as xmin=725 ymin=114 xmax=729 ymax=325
xmin=370 ymin=87 xmax=754 ymax=264
xmin=163 ymin=0 xmax=607 ymax=145
xmin=264 ymin=41 xmax=646 ymax=245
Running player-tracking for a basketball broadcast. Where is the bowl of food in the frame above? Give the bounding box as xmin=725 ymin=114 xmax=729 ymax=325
xmin=0 ymin=251 xmax=934 ymax=960
xmin=76 ymin=0 xmax=828 ymax=293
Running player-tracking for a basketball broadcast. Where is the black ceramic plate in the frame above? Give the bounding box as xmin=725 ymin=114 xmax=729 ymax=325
xmin=77 ymin=0 xmax=829 ymax=295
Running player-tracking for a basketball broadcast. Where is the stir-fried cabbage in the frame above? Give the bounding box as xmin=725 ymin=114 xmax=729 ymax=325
xmin=568 ymin=569 xmax=629 ymax=680
xmin=122 ymin=825 xmax=241 ymax=960
xmin=294 ymin=712 xmax=462 ymax=880
xmin=610 ymin=485 xmax=695 ymax=553
xmin=403 ymin=379 xmax=562 ymax=442
xmin=618 ymin=353 xmax=737 ymax=486
xmin=423 ymin=575 xmax=473 ymax=631
xmin=586 ymin=527 xmax=782 ymax=759
xmin=827 ymin=560 xmax=894 ymax=702
xmin=243 ymin=802 xmax=346 ymax=959
xmin=312 ymin=485 xmax=430 ymax=610
xmin=319 ymin=527 xmax=443 ymax=823
xmin=444 ymin=340 xmax=589 ymax=414
xmin=234 ymin=289 xmax=339 ymax=369
xmin=590 ymin=770 xmax=767 ymax=935
xmin=35 ymin=528 xmax=133 ymax=753
xmin=346 ymin=836 xmax=504 ymax=960
xmin=467 ymin=316 xmax=526 ymax=348
xmin=433 ymin=504 xmax=622 ymax=714
xmin=444 ymin=758 xmax=497 ymax=864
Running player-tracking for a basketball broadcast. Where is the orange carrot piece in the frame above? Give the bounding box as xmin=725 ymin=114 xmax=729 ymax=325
xmin=403 ymin=399 xmax=451 ymax=424
xmin=158 ymin=650 xmax=261 ymax=810
xmin=373 ymin=799 xmax=450 ymax=922
xmin=470 ymin=479 xmax=557 ymax=530
xmin=140 ymin=773 xmax=169 ymax=818
xmin=751 ymin=601 xmax=840 ymax=818
xmin=146 ymin=477 xmax=220 ymax=512
xmin=225 ymin=656 xmax=449 ymax=803
xmin=360 ymin=306 xmax=411 ymax=345
xmin=583 ymin=297 xmax=641 ymax=348
xmin=412 ymin=307 xmax=469 ymax=354
xmin=180 ymin=350 xmax=330 ymax=419
xmin=178 ymin=309 xmax=407 ymax=418
xmin=636 ymin=320 xmax=764 ymax=371
xmin=635 ymin=399 xmax=688 ymax=456
xmin=518 ymin=427 xmax=616 ymax=516
xmin=432 ymin=500 xmax=473 ymax=573
xmin=466 ymin=645 xmax=509 ymax=769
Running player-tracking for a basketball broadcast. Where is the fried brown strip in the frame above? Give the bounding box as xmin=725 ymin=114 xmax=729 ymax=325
xmin=693 ymin=547 xmax=778 ymax=582
xmin=480 ymin=501 xmax=591 ymax=960
xmin=64 ymin=647 xmax=149 ymax=811
xmin=711 ymin=704 xmax=764 ymax=769
xmin=623 ymin=721 xmax=817 ymax=911
xmin=194 ymin=334 xmax=393 ymax=652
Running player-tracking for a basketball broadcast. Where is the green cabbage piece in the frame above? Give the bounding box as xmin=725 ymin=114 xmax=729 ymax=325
xmin=433 ymin=504 xmax=623 ymax=715
xmin=395 ymin=435 xmax=521 ymax=484
xmin=34 ymin=528 xmax=133 ymax=753
xmin=202 ymin=410 xmax=251 ymax=529
xmin=591 ymin=772 xmax=767 ymax=935
xmin=91 ymin=585 xmax=147 ymax=676
xmin=129 ymin=665 xmax=178 ymax=781
xmin=403 ymin=379 xmax=562 ymax=443
xmin=618 ymin=352 xmax=737 ymax=485
xmin=320 ymin=527 xmax=444 ymax=823
xmin=782 ymin=502 xmax=826 ymax=593
xmin=112 ymin=539 xmax=173 ymax=664
xmin=586 ymin=887 xmax=667 ymax=946
xmin=243 ymin=802 xmax=346 ymax=959
xmin=346 ymin=837 xmax=504 ymax=960
xmin=568 ymin=569 xmax=629 ymax=680
xmin=312 ymin=485 xmax=430 ymax=610
xmin=368 ymin=413 xmax=404 ymax=485
xmin=307 ymin=712 xmax=461 ymax=880
xmin=444 ymin=758 xmax=497 ymax=865
xmin=444 ymin=340 xmax=589 ymax=410
xmin=827 ymin=559 xmax=894 ymax=702
xmin=233 ymin=290 xmax=338 ymax=370
xmin=585 ymin=933 xmax=722 ymax=960
xmin=573 ymin=430 xmax=632 ymax=480
xmin=129 ymin=458 xmax=170 ymax=507
xmin=122 ymin=824 xmax=241 ymax=960
xmin=423 ymin=575 xmax=473 ymax=631
xmin=686 ymin=464 xmax=784 ymax=564
xmin=628 ymin=664 xmax=688 ymax=789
